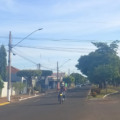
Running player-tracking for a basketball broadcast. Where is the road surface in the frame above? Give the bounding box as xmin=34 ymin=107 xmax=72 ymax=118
xmin=0 ymin=86 xmax=90 ymax=120
xmin=1 ymin=86 xmax=120 ymax=120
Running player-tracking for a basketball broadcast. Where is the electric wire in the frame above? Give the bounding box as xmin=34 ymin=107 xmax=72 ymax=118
xmin=0 ymin=36 xmax=118 ymax=42
xmin=15 ymin=45 xmax=95 ymax=53
xmin=12 ymin=48 xmax=56 ymax=70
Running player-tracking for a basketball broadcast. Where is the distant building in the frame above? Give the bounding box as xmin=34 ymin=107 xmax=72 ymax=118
xmin=52 ymin=73 xmax=66 ymax=82
xmin=44 ymin=72 xmax=66 ymax=89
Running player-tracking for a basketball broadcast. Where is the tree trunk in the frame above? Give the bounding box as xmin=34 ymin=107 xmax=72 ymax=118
xmin=99 ymin=82 xmax=102 ymax=89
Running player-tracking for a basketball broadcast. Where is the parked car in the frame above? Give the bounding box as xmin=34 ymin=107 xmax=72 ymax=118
xmin=76 ymin=84 xmax=81 ymax=88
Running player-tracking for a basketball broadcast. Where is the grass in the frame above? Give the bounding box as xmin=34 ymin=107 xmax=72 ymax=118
xmin=88 ymin=86 xmax=119 ymax=99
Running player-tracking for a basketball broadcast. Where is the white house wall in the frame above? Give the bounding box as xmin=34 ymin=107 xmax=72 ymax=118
xmin=1 ymin=82 xmax=8 ymax=97
xmin=0 ymin=82 xmax=27 ymax=98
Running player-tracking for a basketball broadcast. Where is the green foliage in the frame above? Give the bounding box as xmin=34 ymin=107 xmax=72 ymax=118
xmin=41 ymin=70 xmax=53 ymax=77
xmin=70 ymin=73 xmax=87 ymax=84
xmin=12 ymin=82 xmax=25 ymax=95
xmin=76 ymin=41 xmax=120 ymax=88
xmin=34 ymin=86 xmax=41 ymax=92
xmin=63 ymin=76 xmax=75 ymax=85
xmin=0 ymin=76 xmax=4 ymax=90
xmin=17 ymin=70 xmax=42 ymax=78
xmin=17 ymin=70 xmax=42 ymax=93
xmin=0 ymin=45 xmax=7 ymax=81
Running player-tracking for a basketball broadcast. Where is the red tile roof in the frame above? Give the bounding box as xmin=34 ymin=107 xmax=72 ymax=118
xmin=52 ymin=73 xmax=65 ymax=77
xmin=6 ymin=66 xmax=20 ymax=74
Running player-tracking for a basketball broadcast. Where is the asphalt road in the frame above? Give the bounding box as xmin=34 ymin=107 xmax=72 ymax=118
xmin=1 ymin=86 xmax=120 ymax=120
xmin=0 ymin=86 xmax=90 ymax=120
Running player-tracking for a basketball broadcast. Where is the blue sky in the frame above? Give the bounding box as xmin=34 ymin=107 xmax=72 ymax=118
xmin=0 ymin=0 xmax=120 ymax=74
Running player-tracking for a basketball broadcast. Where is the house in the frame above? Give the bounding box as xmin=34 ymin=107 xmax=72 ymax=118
xmin=6 ymin=66 xmax=27 ymax=95
xmin=44 ymin=72 xmax=66 ymax=89
xmin=6 ymin=66 xmax=24 ymax=82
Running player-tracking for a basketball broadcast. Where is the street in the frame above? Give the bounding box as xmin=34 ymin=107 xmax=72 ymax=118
xmin=0 ymin=86 xmax=120 ymax=120
xmin=0 ymin=86 xmax=89 ymax=120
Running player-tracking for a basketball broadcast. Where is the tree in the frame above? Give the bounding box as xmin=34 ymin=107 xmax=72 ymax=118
xmin=17 ymin=70 xmax=42 ymax=94
xmin=63 ymin=76 xmax=75 ymax=87
xmin=0 ymin=45 xmax=7 ymax=81
xmin=41 ymin=70 xmax=53 ymax=77
xmin=76 ymin=41 xmax=120 ymax=88
xmin=0 ymin=76 xmax=4 ymax=97
xmin=70 ymin=73 xmax=87 ymax=85
xmin=12 ymin=82 xmax=26 ymax=95
xmin=37 ymin=70 xmax=53 ymax=91
xmin=0 ymin=76 xmax=4 ymax=90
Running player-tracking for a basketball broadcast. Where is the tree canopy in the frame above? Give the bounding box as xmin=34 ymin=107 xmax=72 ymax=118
xmin=0 ymin=45 xmax=7 ymax=81
xmin=17 ymin=70 xmax=42 ymax=87
xmin=17 ymin=70 xmax=42 ymax=78
xmin=76 ymin=41 xmax=120 ymax=88
xmin=63 ymin=76 xmax=75 ymax=86
xmin=70 ymin=73 xmax=87 ymax=85
xmin=41 ymin=70 xmax=53 ymax=77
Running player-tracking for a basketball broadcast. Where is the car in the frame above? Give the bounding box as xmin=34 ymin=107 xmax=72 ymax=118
xmin=76 ymin=84 xmax=81 ymax=88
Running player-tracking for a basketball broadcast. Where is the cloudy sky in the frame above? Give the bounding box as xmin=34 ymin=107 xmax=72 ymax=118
xmin=0 ymin=0 xmax=120 ymax=74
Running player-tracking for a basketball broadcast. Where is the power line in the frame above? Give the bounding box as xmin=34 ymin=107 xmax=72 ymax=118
xmin=0 ymin=36 xmax=118 ymax=42
xmin=12 ymin=50 xmax=37 ymax=65
xmin=12 ymin=49 xmax=56 ymax=70
xmin=14 ymin=45 xmax=95 ymax=53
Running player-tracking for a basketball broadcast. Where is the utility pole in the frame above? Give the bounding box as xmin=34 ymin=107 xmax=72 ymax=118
xmin=37 ymin=63 xmax=41 ymax=70
xmin=7 ymin=29 xmax=43 ymax=101
xmin=57 ymin=61 xmax=60 ymax=90
xmin=8 ymin=31 xmax=12 ymax=102
xmin=68 ymin=69 xmax=70 ymax=75
xmin=57 ymin=61 xmax=59 ymax=81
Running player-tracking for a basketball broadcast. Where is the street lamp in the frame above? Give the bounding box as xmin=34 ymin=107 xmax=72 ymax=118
xmin=13 ymin=28 xmax=43 ymax=48
xmin=7 ymin=28 xmax=43 ymax=102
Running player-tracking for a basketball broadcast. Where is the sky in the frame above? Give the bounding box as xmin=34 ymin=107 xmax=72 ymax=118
xmin=0 ymin=0 xmax=120 ymax=74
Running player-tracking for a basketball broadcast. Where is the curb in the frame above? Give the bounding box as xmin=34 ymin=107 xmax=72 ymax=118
xmin=87 ymin=89 xmax=119 ymax=100
xmin=0 ymin=102 xmax=10 ymax=106
xmin=19 ymin=94 xmax=45 ymax=101
xmin=103 ymin=91 xmax=118 ymax=99
xmin=0 ymin=90 xmax=56 ymax=106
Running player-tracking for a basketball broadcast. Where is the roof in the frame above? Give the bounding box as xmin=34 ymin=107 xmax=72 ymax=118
xmin=6 ymin=66 xmax=20 ymax=74
xmin=52 ymin=73 xmax=66 ymax=77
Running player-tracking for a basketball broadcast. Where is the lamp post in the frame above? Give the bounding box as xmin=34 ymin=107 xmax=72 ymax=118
xmin=7 ymin=28 xmax=43 ymax=102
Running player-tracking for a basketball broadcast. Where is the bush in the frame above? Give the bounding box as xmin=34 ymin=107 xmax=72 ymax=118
xmin=91 ymin=91 xmax=97 ymax=97
xmin=91 ymin=88 xmax=101 ymax=94
xmin=0 ymin=76 xmax=4 ymax=90
xmin=91 ymin=87 xmax=101 ymax=97
xmin=34 ymin=86 xmax=40 ymax=92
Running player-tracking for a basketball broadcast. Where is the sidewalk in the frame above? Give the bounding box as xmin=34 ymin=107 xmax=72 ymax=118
xmin=0 ymin=94 xmax=41 ymax=106
xmin=0 ymin=89 xmax=57 ymax=106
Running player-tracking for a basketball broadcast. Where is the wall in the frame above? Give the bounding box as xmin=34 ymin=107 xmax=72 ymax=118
xmin=0 ymin=82 xmax=8 ymax=97
xmin=0 ymin=82 xmax=27 ymax=98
